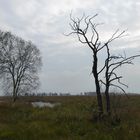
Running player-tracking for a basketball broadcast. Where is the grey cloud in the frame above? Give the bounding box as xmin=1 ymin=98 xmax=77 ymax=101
xmin=0 ymin=0 xmax=140 ymax=94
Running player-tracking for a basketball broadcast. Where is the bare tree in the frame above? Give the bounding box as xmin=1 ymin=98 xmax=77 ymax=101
xmin=100 ymin=42 xmax=140 ymax=115
xmin=68 ymin=14 xmax=140 ymax=118
xmin=68 ymin=14 xmax=104 ymax=117
xmin=0 ymin=30 xmax=42 ymax=102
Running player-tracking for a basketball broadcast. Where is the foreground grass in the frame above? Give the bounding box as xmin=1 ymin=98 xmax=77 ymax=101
xmin=0 ymin=95 xmax=140 ymax=140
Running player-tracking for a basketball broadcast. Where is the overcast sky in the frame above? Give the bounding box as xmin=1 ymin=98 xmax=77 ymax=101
xmin=0 ymin=0 xmax=140 ymax=94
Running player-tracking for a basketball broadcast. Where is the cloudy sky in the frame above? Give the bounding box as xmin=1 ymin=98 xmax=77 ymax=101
xmin=0 ymin=0 xmax=140 ymax=94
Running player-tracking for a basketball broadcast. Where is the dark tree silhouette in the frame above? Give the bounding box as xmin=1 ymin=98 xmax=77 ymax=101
xmin=100 ymin=42 xmax=140 ymax=115
xmin=0 ymin=30 xmax=42 ymax=102
xmin=68 ymin=14 xmax=104 ymax=117
xmin=68 ymin=14 xmax=140 ymax=118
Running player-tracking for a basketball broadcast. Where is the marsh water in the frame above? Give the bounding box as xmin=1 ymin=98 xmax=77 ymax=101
xmin=31 ymin=101 xmax=61 ymax=108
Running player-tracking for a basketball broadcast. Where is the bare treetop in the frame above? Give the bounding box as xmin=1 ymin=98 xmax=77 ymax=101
xmin=67 ymin=14 xmax=126 ymax=53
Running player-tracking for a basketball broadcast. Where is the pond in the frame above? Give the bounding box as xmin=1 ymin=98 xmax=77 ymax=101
xmin=31 ymin=101 xmax=61 ymax=108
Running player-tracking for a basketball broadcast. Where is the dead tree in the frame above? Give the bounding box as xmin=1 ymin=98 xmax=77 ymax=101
xmin=68 ymin=14 xmax=124 ymax=117
xmin=68 ymin=14 xmax=140 ymax=118
xmin=0 ymin=30 xmax=42 ymax=102
xmin=67 ymin=14 xmax=104 ymax=117
xmin=100 ymin=41 xmax=140 ymax=115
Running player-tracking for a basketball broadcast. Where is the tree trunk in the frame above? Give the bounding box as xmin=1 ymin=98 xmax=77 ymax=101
xmin=96 ymin=82 xmax=103 ymax=117
xmin=105 ymin=49 xmax=111 ymax=115
xmin=13 ymin=96 xmax=17 ymax=102
xmin=92 ymin=54 xmax=103 ymax=117
xmin=105 ymin=85 xmax=111 ymax=115
xmin=13 ymin=86 xmax=17 ymax=102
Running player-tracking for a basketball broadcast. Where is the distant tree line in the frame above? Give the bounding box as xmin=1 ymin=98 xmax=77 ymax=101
xmin=24 ymin=92 xmax=71 ymax=96
xmin=24 ymin=92 xmax=96 ymax=96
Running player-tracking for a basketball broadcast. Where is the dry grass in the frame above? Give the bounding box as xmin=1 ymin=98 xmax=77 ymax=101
xmin=0 ymin=95 xmax=139 ymax=140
